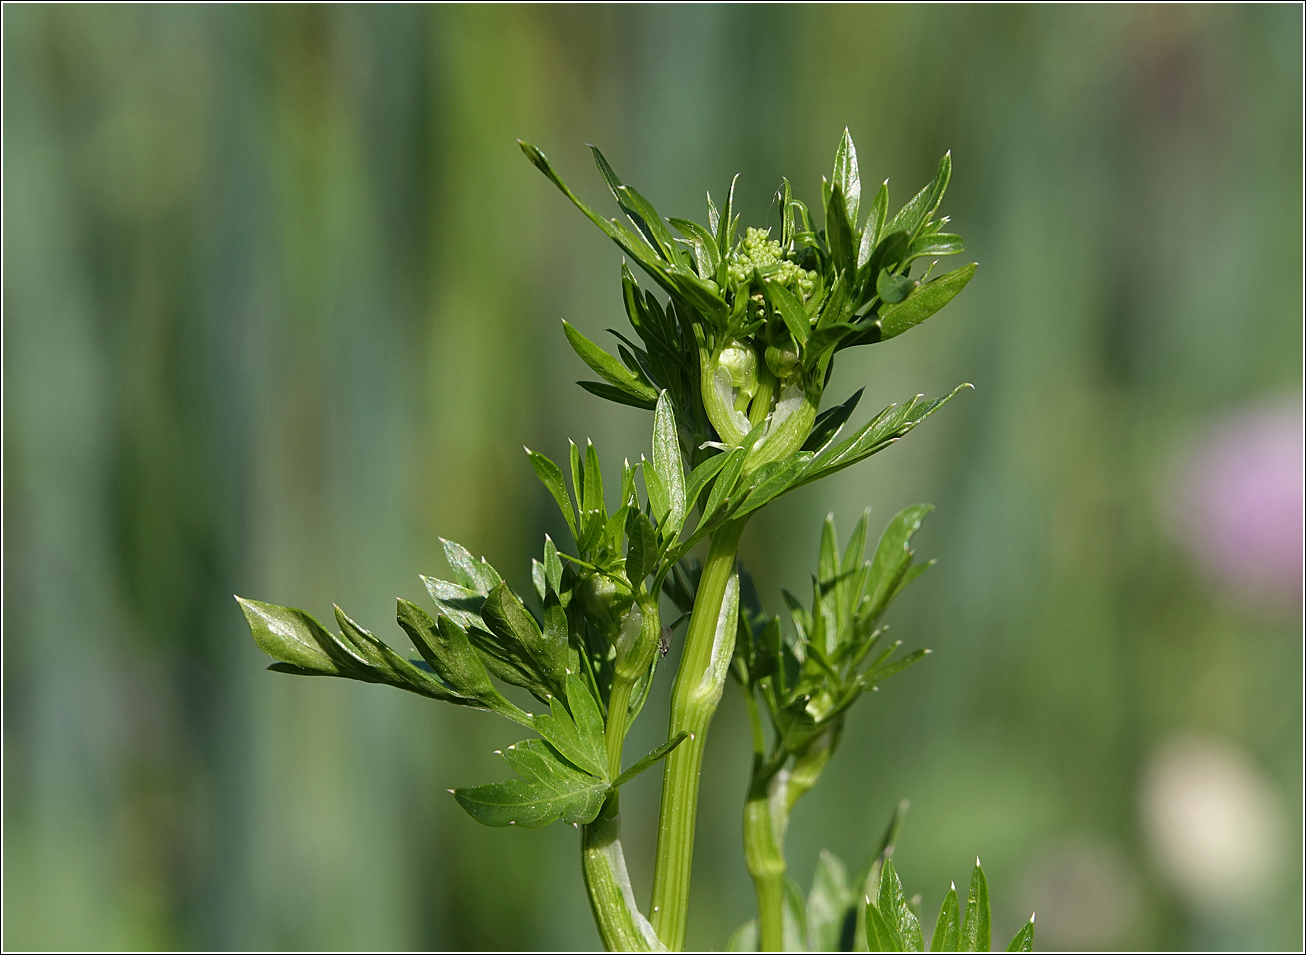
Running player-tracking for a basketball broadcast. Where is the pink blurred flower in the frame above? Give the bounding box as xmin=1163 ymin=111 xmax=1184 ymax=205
xmin=1170 ymin=397 xmax=1303 ymax=608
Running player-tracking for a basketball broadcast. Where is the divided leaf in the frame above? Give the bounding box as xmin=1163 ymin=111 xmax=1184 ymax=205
xmin=452 ymin=738 xmax=607 ymax=828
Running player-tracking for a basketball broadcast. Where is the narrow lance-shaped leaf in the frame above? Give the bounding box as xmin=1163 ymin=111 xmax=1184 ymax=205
xmin=1005 ymin=915 xmax=1035 ymax=953
xmin=652 ymin=391 xmax=687 ymax=534
xmin=877 ymin=858 xmax=924 ymax=952
xmin=832 ymin=127 xmax=861 ymax=225
xmin=878 ymin=263 xmax=976 ymax=341
xmin=563 ymin=320 xmax=659 ymax=403
xmin=528 ymin=449 xmax=578 ymax=540
xmin=960 ymin=859 xmax=991 ymax=952
xmin=930 ymin=884 xmax=961 ymax=953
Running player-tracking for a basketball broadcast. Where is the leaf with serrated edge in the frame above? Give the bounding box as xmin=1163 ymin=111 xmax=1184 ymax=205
xmin=452 ymin=738 xmax=606 ymax=828
xmin=878 ymin=859 xmax=924 ymax=952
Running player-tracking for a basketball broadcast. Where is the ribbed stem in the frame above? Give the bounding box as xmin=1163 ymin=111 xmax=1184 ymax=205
xmin=649 ymin=519 xmax=748 ymax=949
xmin=743 ymin=766 xmax=789 ymax=952
xmin=582 ymin=808 xmax=663 ymax=951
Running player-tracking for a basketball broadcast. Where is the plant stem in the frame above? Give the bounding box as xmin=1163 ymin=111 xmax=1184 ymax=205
xmin=582 ymin=806 xmax=662 ymax=951
xmin=743 ymin=764 xmax=789 ymax=952
xmin=650 ymin=518 xmax=748 ymax=949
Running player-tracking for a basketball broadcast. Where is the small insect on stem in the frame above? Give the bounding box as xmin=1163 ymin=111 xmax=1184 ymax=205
xmin=659 ymin=626 xmax=673 ymax=658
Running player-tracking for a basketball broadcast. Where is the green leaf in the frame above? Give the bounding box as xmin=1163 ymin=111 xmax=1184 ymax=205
xmin=832 ymin=128 xmax=862 ymax=226
xmin=865 ymin=899 xmax=904 ymax=952
xmin=764 ymin=279 xmax=810 ymax=346
xmin=563 ymin=320 xmax=658 ymax=402
xmin=878 ymin=859 xmax=924 ymax=953
xmin=877 ymin=269 xmax=917 ymax=305
xmin=826 ymin=178 xmax=857 ymax=276
xmin=625 ymin=508 xmax=658 ymax=583
xmin=440 ymin=538 xmax=502 ymax=594
xmin=930 ymin=884 xmax=961 ymax=953
xmin=533 ymin=675 xmax=608 ymax=779
xmin=238 ymin=596 xmax=342 ymax=675
xmin=701 ymin=445 xmax=748 ymax=524
xmin=1005 ymin=916 xmax=1034 ymax=953
xmin=800 ymin=386 xmax=970 ymax=487
xmin=878 ymin=263 xmax=976 ymax=341
xmin=395 ymin=599 xmax=498 ymax=704
xmin=807 ymin=849 xmax=854 ymax=952
xmin=611 ymin=731 xmax=689 ymax=788
xmin=862 ymin=231 xmax=910 ymax=293
xmin=908 ymin=233 xmax=965 ymax=261
xmin=481 ymin=581 xmax=567 ymax=694
xmin=960 ymin=860 xmax=990 ymax=953
xmin=864 ymin=648 xmax=930 ymax=686
xmin=578 ymin=379 xmax=660 ymax=411
xmin=452 ymin=738 xmax=607 ymax=828
xmin=858 ymin=180 xmax=889 ymax=269
xmin=884 ymin=152 xmax=952 ymax=240
xmin=528 ymin=449 xmax=578 ymax=540
xmin=669 ymin=216 xmax=720 ymax=278
xmin=802 ymin=388 xmax=864 ymax=453
xmin=865 ymin=504 xmax=934 ymax=622
xmin=684 ymin=452 xmax=729 ymax=512
xmin=652 ymin=392 xmax=687 ymax=534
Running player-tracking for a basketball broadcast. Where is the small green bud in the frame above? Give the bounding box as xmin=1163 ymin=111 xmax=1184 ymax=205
xmin=764 ymin=340 xmax=800 ymax=379
xmin=718 ymin=341 xmax=759 ymax=414
xmin=579 ymin=572 xmax=633 ymax=639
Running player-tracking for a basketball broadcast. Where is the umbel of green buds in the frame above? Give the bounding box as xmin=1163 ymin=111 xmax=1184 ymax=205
xmin=520 ymin=129 xmax=976 ymax=474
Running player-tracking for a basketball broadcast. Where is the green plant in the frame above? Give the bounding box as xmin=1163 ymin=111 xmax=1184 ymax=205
xmin=237 ymin=129 xmax=1034 ymax=951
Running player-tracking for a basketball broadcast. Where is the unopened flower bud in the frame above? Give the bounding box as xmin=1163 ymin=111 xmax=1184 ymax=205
xmin=765 ymin=340 xmax=801 ymax=380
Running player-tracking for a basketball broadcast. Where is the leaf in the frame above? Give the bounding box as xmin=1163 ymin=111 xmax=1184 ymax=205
xmin=832 ymin=128 xmax=862 ymax=226
xmin=907 ymin=233 xmax=965 ymax=261
xmin=865 ymin=504 xmax=934 ymax=622
xmin=684 ymin=452 xmax=729 ymax=512
xmin=1005 ymin=916 xmax=1034 ymax=953
xmin=564 ymin=321 xmax=658 ymax=402
xmin=826 ymin=178 xmax=857 ymax=276
xmin=578 ymin=379 xmax=660 ymax=411
xmin=865 ymin=899 xmax=904 ymax=952
xmin=802 ymin=388 xmax=864 ymax=453
xmin=878 ymin=263 xmax=976 ymax=341
xmin=959 ymin=860 xmax=990 ymax=953
xmin=528 ymin=449 xmax=578 ymax=540
xmin=930 ymin=884 xmax=961 ymax=953
xmin=652 ymin=392 xmax=687 ymax=534
xmin=481 ymin=582 xmax=567 ymax=693
xmin=862 ymin=231 xmax=911 ymax=294
xmin=611 ymin=731 xmax=689 ymax=788
xmin=625 ymin=508 xmax=658 ymax=583
xmin=864 ymin=648 xmax=930 ymax=686
xmin=876 ymin=269 xmax=917 ymax=305
xmin=764 ymin=279 xmax=810 ymax=346
xmin=884 ymin=152 xmax=952 ymax=240
xmin=452 ymin=738 xmax=607 ymax=828
xmin=700 ymin=445 xmax=748 ymax=524
xmin=238 ymin=596 xmax=342 ymax=675
xmin=533 ymin=674 xmax=608 ymax=780
xmin=858 ymin=180 xmax=889 ymax=269
xmin=799 ymin=386 xmax=970 ymax=487
xmin=807 ymin=849 xmax=854 ymax=952
xmin=395 ymin=599 xmax=497 ymax=703
xmin=440 ymin=538 xmax=502 ymax=594
xmin=669 ymin=216 xmax=720 ymax=278
xmin=877 ymin=858 xmax=924 ymax=952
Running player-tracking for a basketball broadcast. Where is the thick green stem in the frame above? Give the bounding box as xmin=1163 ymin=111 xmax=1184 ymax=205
xmin=743 ymin=765 xmax=790 ymax=952
xmin=650 ymin=519 xmax=748 ymax=949
xmin=582 ymin=807 xmax=664 ymax=951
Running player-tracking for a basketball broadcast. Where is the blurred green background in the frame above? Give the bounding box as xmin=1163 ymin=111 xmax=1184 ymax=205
xmin=4 ymin=4 xmax=1302 ymax=951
